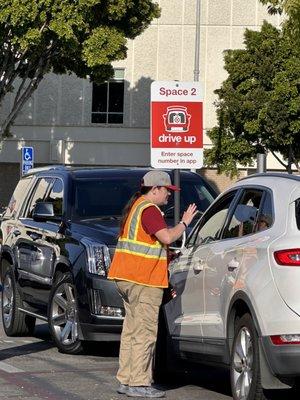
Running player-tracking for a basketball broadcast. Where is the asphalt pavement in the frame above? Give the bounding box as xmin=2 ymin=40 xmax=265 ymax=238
xmin=0 ymin=299 xmax=233 ymax=400
xmin=0 ymin=323 xmax=233 ymax=399
xmin=0 ymin=289 xmax=298 ymax=399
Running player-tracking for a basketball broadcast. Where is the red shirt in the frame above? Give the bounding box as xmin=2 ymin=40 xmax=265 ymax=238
xmin=142 ymin=206 xmax=166 ymax=235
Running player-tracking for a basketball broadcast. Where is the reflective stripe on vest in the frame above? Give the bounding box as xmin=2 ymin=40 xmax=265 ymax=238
xmin=128 ymin=200 xmax=151 ymax=240
xmin=116 ymin=238 xmax=167 ymax=259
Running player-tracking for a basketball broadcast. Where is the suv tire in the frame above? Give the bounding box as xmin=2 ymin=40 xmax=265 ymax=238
xmin=230 ymin=313 xmax=265 ymax=400
xmin=1 ymin=263 xmax=36 ymax=336
xmin=48 ymin=272 xmax=83 ymax=354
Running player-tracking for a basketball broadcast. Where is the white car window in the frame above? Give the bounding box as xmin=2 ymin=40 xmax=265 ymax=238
xmin=224 ymin=189 xmax=263 ymax=238
xmin=188 ymin=191 xmax=237 ymax=247
xmin=254 ymin=191 xmax=273 ymax=232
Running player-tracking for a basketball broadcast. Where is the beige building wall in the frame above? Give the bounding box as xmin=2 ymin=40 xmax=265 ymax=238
xmin=0 ymin=0 xmax=284 ymax=203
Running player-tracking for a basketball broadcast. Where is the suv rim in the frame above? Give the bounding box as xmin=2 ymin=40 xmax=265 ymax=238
xmin=2 ymin=274 xmax=14 ymax=328
xmin=232 ymin=327 xmax=253 ymax=400
xmin=51 ymin=283 xmax=78 ymax=346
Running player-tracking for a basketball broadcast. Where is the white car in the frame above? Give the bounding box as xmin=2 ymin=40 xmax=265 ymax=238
xmin=163 ymin=173 xmax=300 ymax=400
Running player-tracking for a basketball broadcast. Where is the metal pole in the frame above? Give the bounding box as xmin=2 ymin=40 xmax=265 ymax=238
xmin=174 ymin=169 xmax=181 ymax=225
xmin=174 ymin=1 xmax=200 ymax=220
xmin=192 ymin=0 xmax=201 ymax=173
xmin=288 ymin=144 xmax=293 ymax=174
xmin=256 ymin=153 xmax=266 ymax=173
xmin=194 ymin=0 xmax=201 ymax=82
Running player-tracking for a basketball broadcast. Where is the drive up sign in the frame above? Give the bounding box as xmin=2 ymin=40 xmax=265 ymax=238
xmin=150 ymin=81 xmax=203 ymax=169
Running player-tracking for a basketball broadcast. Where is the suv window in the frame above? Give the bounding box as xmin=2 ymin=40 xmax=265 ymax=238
xmin=73 ymin=176 xmax=217 ymax=221
xmin=73 ymin=178 xmax=139 ymax=219
xmin=188 ymin=191 xmax=237 ymax=247
xmin=45 ymin=179 xmax=64 ymax=218
xmin=4 ymin=176 xmax=33 ymax=219
xmin=224 ymin=189 xmax=263 ymax=238
xmin=25 ymin=177 xmax=54 ymax=218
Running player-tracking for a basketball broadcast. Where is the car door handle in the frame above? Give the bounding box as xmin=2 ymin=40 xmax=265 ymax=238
xmin=12 ymin=229 xmax=21 ymax=237
xmin=28 ymin=232 xmax=42 ymax=241
xmin=228 ymin=266 xmax=237 ymax=272
xmin=193 ymin=258 xmax=205 ymax=272
xmin=227 ymin=259 xmax=240 ymax=271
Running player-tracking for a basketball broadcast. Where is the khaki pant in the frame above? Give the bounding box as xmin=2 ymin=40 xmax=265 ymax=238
xmin=115 ymin=280 xmax=163 ymax=386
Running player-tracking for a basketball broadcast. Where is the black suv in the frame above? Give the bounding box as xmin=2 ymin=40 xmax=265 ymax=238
xmin=0 ymin=166 xmax=217 ymax=354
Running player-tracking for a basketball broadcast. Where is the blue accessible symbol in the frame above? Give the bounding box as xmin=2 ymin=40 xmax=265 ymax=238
xmin=21 ymin=147 xmax=34 ymax=176
xmin=24 ymin=148 xmax=32 ymax=161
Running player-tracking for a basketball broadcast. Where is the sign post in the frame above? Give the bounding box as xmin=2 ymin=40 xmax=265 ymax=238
xmin=151 ymin=81 xmax=203 ymax=223
xmin=21 ymin=146 xmax=34 ymax=176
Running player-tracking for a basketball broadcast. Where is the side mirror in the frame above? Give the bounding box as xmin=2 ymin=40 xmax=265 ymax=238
xmin=32 ymin=202 xmax=55 ymax=221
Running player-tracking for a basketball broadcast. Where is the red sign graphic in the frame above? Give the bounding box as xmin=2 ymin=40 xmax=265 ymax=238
xmin=163 ymin=106 xmax=191 ymax=132
xmin=151 ymin=101 xmax=203 ymax=148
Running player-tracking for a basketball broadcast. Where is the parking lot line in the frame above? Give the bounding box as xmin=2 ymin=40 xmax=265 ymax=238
xmin=0 ymin=361 xmax=24 ymax=373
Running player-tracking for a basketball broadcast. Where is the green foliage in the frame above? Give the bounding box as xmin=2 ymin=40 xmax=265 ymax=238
xmin=260 ymin=1 xmax=300 ymax=47
xmin=205 ymin=21 xmax=300 ymax=176
xmin=0 ymin=0 xmax=160 ymax=136
xmin=0 ymin=0 xmax=160 ymax=75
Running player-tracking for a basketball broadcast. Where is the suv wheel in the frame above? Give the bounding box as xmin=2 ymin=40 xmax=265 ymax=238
xmin=1 ymin=265 xmax=36 ymax=336
xmin=49 ymin=272 xmax=83 ymax=354
xmin=230 ymin=313 xmax=265 ymax=400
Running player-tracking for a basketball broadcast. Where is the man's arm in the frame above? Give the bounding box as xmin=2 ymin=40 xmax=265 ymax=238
xmin=155 ymin=204 xmax=198 ymax=245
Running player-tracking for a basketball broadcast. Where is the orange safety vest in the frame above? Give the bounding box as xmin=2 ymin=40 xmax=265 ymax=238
xmin=108 ymin=196 xmax=168 ymax=288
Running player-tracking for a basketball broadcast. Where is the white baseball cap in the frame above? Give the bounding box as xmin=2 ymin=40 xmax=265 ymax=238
xmin=141 ymin=170 xmax=180 ymax=191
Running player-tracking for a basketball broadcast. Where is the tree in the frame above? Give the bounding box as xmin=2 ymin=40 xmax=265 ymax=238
xmin=260 ymin=0 xmax=300 ymax=45
xmin=204 ymin=22 xmax=300 ymax=176
xmin=0 ymin=0 xmax=160 ymax=138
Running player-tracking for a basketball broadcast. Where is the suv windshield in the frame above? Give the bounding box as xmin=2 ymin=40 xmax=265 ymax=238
xmin=161 ymin=179 xmax=217 ymax=219
xmin=72 ymin=176 xmax=217 ymax=221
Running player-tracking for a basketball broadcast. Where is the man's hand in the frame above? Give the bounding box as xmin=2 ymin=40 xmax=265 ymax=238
xmin=181 ymin=203 xmax=198 ymax=227
xmin=155 ymin=203 xmax=199 ymax=245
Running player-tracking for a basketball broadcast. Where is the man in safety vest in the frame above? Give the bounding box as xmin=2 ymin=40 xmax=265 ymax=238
xmin=108 ymin=170 xmax=198 ymax=398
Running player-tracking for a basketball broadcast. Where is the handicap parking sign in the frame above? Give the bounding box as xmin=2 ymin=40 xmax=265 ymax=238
xmin=21 ymin=147 xmax=34 ymax=175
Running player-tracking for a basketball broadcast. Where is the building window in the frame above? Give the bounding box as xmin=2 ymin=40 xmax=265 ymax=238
xmin=91 ymin=68 xmax=125 ymax=124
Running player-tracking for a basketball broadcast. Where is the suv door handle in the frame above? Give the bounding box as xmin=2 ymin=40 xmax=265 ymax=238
xmin=28 ymin=232 xmax=42 ymax=241
xmin=12 ymin=229 xmax=21 ymax=237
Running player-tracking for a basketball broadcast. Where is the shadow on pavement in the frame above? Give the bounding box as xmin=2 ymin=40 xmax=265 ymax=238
xmin=158 ymin=362 xmax=300 ymax=400
xmin=0 ymin=339 xmax=54 ymax=362
xmin=34 ymin=324 xmax=121 ymax=358
xmin=155 ymin=361 xmax=232 ymax=398
xmin=0 ymin=323 xmax=54 ymax=362
xmin=0 ymin=322 xmax=120 ymax=363
xmin=80 ymin=340 xmax=120 ymax=358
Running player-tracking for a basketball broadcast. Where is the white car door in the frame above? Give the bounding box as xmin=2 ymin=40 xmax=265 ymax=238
xmin=201 ymin=188 xmax=266 ymax=340
xmin=165 ymin=244 xmax=205 ymax=338
xmin=165 ymin=190 xmax=238 ymax=340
